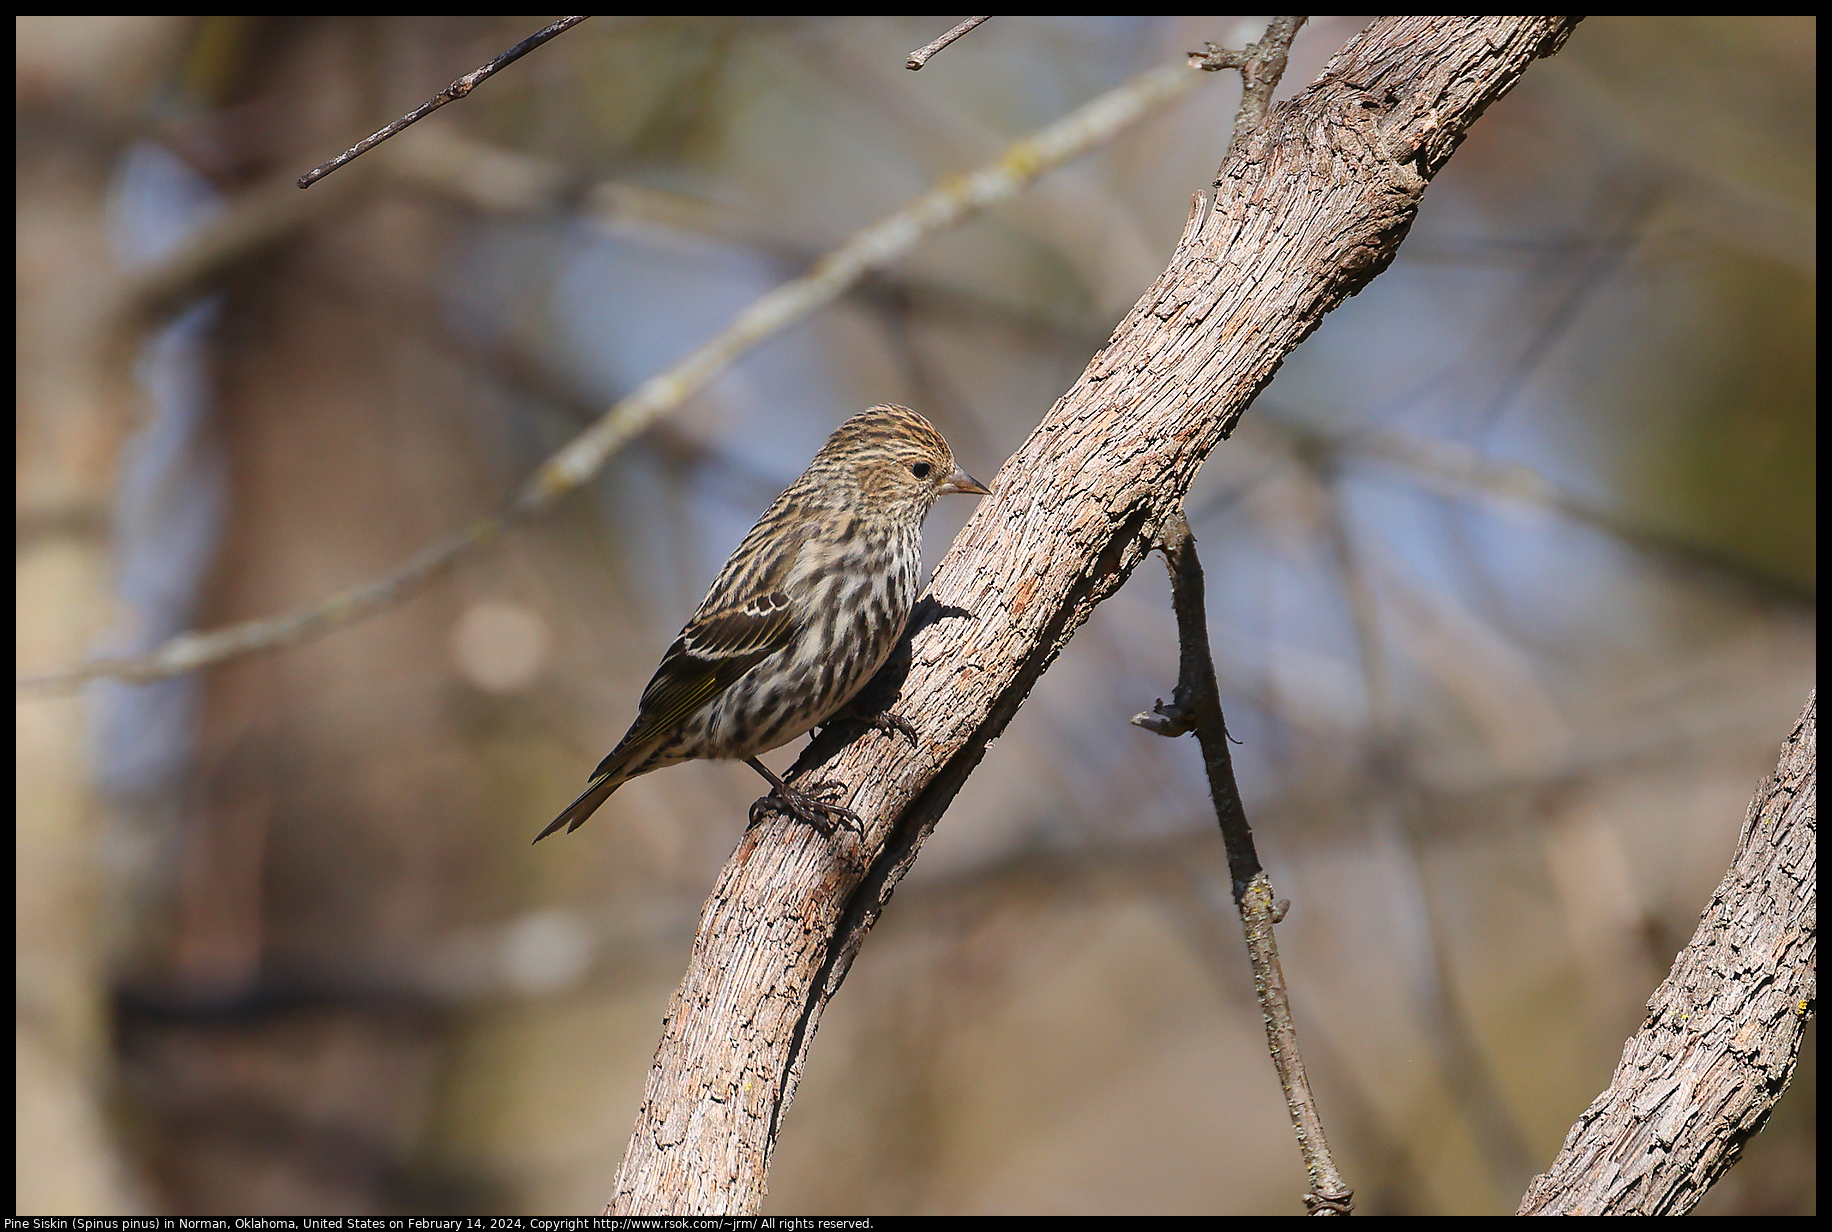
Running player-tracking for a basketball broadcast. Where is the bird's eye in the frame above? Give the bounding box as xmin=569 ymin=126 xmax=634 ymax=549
xmin=910 ymin=462 xmax=932 ymax=479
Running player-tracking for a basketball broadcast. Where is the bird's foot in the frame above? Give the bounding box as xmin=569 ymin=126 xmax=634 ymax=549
xmin=864 ymin=711 xmax=919 ymax=742
xmin=748 ymin=778 xmax=864 ymax=837
xmin=827 ymin=702 xmax=919 ymax=743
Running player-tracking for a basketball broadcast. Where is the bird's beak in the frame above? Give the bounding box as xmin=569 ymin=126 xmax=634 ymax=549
xmin=938 ymin=466 xmax=991 ymax=497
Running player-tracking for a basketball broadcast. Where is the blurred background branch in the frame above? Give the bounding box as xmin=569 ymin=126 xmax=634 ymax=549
xmin=14 ymin=14 xmax=1815 ymax=1217
xmin=19 ymin=51 xmax=1217 ymax=695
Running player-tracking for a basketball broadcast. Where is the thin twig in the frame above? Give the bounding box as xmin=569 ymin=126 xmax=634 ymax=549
xmin=1132 ymin=510 xmax=1355 ymax=1216
xmin=296 ymin=16 xmax=590 ymax=189
xmin=1190 ymin=15 xmax=1307 ymax=157
xmin=18 ymin=54 xmax=1215 ymax=695
xmin=1135 ymin=27 xmax=1351 ymax=1209
xmin=906 ymin=16 xmax=990 ymax=70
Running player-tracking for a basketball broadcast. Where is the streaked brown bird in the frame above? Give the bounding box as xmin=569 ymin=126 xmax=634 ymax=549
xmin=537 ymin=404 xmax=990 ymax=842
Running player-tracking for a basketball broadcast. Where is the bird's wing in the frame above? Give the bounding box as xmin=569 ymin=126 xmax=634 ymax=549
xmin=533 ymin=590 xmax=798 ymax=842
xmin=594 ymin=589 xmax=797 ymax=774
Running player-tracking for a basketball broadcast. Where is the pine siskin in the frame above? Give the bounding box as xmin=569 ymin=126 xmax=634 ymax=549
xmin=536 ymin=404 xmax=990 ymax=842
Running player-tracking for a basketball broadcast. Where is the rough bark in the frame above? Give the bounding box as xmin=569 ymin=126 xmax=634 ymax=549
xmin=1518 ymin=693 xmax=1816 ymax=1215
xmin=608 ymin=16 xmax=1582 ymax=1214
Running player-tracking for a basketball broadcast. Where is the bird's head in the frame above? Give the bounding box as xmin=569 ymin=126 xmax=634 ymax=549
xmin=814 ymin=404 xmax=990 ymax=519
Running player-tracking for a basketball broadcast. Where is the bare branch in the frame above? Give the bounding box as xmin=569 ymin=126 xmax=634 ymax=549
xmin=22 ymin=519 xmax=505 ymax=689
xmin=1189 ymin=15 xmax=1308 ymax=157
xmin=295 ymin=16 xmax=590 ymax=189
xmin=906 ymin=16 xmax=991 ymax=71
xmin=1519 ymin=692 xmax=1816 ymax=1215
xmin=605 ymin=17 xmax=1582 ymax=1215
xmin=104 ymin=121 xmax=1102 ymax=371
xmin=1133 ymin=511 xmax=1355 ymax=1215
xmin=391 ymin=128 xmax=1113 ymax=348
xmin=18 ymin=55 xmax=1216 ymax=695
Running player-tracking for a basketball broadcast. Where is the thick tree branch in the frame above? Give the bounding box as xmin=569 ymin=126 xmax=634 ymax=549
xmin=1518 ymin=692 xmax=1816 ymax=1215
xmin=607 ymin=16 xmax=1581 ymax=1215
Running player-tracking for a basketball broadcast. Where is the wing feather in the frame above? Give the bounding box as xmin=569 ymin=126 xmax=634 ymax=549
xmin=592 ymin=590 xmax=795 ymax=774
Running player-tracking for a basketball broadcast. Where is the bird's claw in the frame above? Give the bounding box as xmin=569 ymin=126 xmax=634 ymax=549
xmin=827 ymin=705 xmax=919 ymax=744
xmin=748 ymin=778 xmax=864 ymax=837
xmin=865 ymin=711 xmax=919 ymax=742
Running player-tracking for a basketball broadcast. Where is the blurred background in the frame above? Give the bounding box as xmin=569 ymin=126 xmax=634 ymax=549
xmin=15 ymin=15 xmax=1814 ymax=1216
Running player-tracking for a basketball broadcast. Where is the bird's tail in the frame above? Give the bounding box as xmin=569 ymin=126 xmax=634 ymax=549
xmin=533 ymin=765 xmax=627 ymax=843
